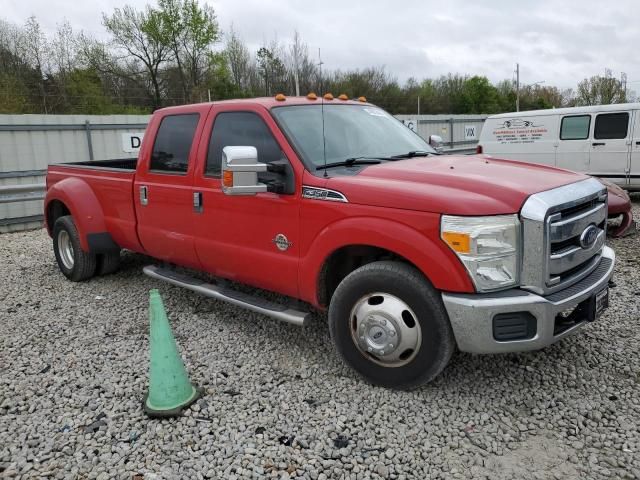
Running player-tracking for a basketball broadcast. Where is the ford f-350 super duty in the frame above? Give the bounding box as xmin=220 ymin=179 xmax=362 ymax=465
xmin=45 ymin=95 xmax=615 ymax=389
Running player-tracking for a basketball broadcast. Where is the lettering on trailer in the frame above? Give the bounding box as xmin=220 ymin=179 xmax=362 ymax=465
xmin=464 ymin=125 xmax=477 ymax=140
xmin=401 ymin=119 xmax=417 ymax=133
xmin=492 ymin=118 xmax=547 ymax=145
xmin=122 ymin=133 xmax=145 ymax=153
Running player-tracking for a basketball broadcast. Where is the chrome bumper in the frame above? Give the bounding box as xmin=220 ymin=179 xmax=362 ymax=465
xmin=442 ymin=246 xmax=615 ymax=354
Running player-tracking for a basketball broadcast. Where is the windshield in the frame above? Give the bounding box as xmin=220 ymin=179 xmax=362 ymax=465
xmin=271 ymin=104 xmax=435 ymax=170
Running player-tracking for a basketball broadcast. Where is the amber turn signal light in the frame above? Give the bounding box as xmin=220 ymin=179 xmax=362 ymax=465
xmin=442 ymin=231 xmax=471 ymax=254
xmin=338 ymin=94 xmax=348 ymax=100
xmin=307 ymin=92 xmax=318 ymax=100
xmin=323 ymin=93 xmax=334 ymax=100
xmin=275 ymin=93 xmax=286 ymax=101
xmin=223 ymin=170 xmax=234 ymax=188
xmin=357 ymin=96 xmax=367 ymax=102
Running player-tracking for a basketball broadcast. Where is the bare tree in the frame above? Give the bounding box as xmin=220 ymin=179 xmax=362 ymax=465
xmin=103 ymin=5 xmax=172 ymax=109
xmin=23 ymin=16 xmax=50 ymax=113
xmin=225 ymin=25 xmax=251 ymax=90
xmin=287 ymin=30 xmax=307 ymax=96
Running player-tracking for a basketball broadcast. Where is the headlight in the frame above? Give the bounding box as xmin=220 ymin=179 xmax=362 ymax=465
xmin=441 ymin=214 xmax=520 ymax=292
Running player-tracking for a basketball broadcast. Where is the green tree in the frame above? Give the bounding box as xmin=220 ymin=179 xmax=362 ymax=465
xmin=461 ymin=76 xmax=500 ymax=114
xmin=158 ymin=0 xmax=220 ymax=102
xmin=576 ymin=70 xmax=626 ymax=106
xmin=256 ymin=47 xmax=286 ymax=96
xmin=0 ymin=72 xmax=31 ymax=113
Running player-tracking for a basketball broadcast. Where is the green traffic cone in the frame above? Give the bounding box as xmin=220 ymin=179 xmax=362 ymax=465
xmin=143 ymin=289 xmax=202 ymax=418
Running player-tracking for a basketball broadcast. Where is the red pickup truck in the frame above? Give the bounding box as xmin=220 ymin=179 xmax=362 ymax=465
xmin=45 ymin=95 xmax=615 ymax=389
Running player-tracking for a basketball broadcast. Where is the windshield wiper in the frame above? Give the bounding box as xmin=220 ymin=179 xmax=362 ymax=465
xmin=389 ymin=150 xmax=432 ymax=159
xmin=316 ymin=157 xmax=383 ymax=170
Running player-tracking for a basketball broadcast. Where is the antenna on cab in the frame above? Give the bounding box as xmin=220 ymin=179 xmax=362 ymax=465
xmin=318 ymin=48 xmax=328 ymax=177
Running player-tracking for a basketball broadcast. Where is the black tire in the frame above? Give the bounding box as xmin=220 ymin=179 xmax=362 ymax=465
xmin=52 ymin=215 xmax=97 ymax=282
xmin=96 ymin=251 xmax=121 ymax=276
xmin=328 ymin=261 xmax=455 ymax=390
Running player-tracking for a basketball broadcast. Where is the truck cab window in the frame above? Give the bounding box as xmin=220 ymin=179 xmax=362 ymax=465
xmin=150 ymin=114 xmax=200 ymax=173
xmin=560 ymin=115 xmax=590 ymax=140
xmin=206 ymin=112 xmax=283 ymax=176
xmin=594 ymin=112 xmax=629 ymax=140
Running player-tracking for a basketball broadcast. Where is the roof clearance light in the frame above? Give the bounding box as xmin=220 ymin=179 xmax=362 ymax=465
xmin=307 ymin=92 xmax=318 ymax=100
xmin=338 ymin=94 xmax=348 ymax=100
xmin=323 ymin=93 xmax=334 ymax=100
xmin=358 ymin=96 xmax=367 ymax=102
xmin=275 ymin=93 xmax=286 ymax=101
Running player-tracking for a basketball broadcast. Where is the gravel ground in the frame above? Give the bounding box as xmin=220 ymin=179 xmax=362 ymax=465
xmin=1 ymin=202 xmax=640 ymax=480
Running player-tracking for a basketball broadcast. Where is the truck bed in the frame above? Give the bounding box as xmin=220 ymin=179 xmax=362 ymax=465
xmin=46 ymin=158 xmax=142 ymax=252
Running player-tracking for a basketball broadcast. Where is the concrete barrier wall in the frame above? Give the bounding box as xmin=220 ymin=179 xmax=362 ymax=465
xmin=0 ymin=114 xmax=149 ymax=232
xmin=395 ymin=114 xmax=487 ymax=151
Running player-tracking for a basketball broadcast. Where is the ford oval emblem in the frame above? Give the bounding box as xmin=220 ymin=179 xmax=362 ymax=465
xmin=579 ymin=225 xmax=599 ymax=249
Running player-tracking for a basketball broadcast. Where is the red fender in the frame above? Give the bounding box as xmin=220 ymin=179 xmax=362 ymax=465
xmin=44 ymin=177 xmax=109 ymax=252
xmin=298 ymin=216 xmax=475 ymax=308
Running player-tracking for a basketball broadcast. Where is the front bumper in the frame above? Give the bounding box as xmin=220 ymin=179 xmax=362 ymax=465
xmin=442 ymin=246 xmax=615 ymax=354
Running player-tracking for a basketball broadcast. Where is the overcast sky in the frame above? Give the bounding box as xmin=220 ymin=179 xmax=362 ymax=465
xmin=5 ymin=0 xmax=639 ymax=90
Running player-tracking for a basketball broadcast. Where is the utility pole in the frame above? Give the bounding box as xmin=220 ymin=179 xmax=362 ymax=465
xmin=515 ymin=63 xmax=520 ymax=112
xmin=417 ymin=95 xmax=420 ymax=116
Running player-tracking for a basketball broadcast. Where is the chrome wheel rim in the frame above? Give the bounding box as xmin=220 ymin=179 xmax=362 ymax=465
xmin=57 ymin=230 xmax=74 ymax=270
xmin=350 ymin=292 xmax=422 ymax=368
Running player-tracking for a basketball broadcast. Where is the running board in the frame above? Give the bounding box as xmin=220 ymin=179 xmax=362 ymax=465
xmin=143 ymin=265 xmax=310 ymax=326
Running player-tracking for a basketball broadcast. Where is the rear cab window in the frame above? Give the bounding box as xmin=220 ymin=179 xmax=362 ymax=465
xmin=594 ymin=112 xmax=629 ymax=140
xmin=560 ymin=115 xmax=590 ymax=140
xmin=150 ymin=114 xmax=200 ymax=173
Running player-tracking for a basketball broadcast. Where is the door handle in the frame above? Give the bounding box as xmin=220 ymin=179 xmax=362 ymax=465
xmin=193 ymin=191 xmax=203 ymax=213
xmin=592 ymin=142 xmax=606 ymax=146
xmin=139 ymin=185 xmax=148 ymax=206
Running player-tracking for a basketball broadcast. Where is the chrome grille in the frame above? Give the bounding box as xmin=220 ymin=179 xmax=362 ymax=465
xmin=520 ymin=178 xmax=607 ymax=296
xmin=546 ymin=198 xmax=606 ymax=289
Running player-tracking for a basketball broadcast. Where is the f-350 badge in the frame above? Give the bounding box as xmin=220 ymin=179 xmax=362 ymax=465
xmin=273 ymin=234 xmax=292 ymax=251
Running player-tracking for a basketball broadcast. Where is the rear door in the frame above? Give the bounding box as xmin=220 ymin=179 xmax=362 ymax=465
xmin=134 ymin=107 xmax=209 ymax=269
xmin=555 ymin=114 xmax=591 ymax=172
xmin=589 ymin=111 xmax=631 ymax=185
xmin=629 ymin=110 xmax=640 ymax=188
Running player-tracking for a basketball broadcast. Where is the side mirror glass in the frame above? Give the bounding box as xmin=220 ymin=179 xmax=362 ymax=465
xmin=221 ymin=146 xmax=268 ymax=196
xmin=429 ymin=134 xmax=444 ymax=153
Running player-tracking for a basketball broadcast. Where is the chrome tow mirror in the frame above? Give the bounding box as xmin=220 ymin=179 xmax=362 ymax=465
xmin=429 ymin=134 xmax=444 ymax=153
xmin=221 ymin=146 xmax=268 ymax=196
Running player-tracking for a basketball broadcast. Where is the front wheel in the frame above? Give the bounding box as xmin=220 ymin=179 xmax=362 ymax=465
xmin=328 ymin=261 xmax=455 ymax=389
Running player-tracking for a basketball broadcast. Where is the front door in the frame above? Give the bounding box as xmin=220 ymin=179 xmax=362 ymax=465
xmin=134 ymin=108 xmax=208 ymax=269
xmin=192 ymin=105 xmax=301 ymax=298
xmin=589 ymin=111 xmax=631 ymax=186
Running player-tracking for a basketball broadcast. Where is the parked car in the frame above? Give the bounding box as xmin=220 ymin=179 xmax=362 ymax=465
xmin=45 ymin=95 xmax=615 ymax=389
xmin=477 ymin=103 xmax=637 ymax=236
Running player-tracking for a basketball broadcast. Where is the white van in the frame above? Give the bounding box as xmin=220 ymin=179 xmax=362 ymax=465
xmin=478 ymin=103 xmax=640 ymax=190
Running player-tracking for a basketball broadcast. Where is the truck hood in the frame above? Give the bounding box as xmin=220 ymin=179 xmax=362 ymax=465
xmin=326 ymin=155 xmax=588 ymax=215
